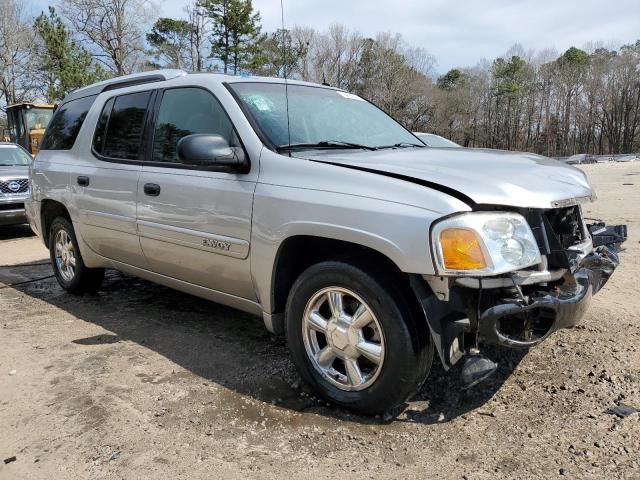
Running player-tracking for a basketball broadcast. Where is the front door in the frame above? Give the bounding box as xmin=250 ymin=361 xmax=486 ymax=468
xmin=136 ymin=87 xmax=257 ymax=300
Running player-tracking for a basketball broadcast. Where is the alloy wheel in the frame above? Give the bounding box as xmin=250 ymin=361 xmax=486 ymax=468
xmin=54 ymin=229 xmax=76 ymax=282
xmin=302 ymin=287 xmax=385 ymax=391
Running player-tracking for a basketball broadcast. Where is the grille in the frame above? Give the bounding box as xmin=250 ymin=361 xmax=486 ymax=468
xmin=520 ymin=206 xmax=588 ymax=271
xmin=544 ymin=206 xmax=585 ymax=249
xmin=0 ymin=178 xmax=29 ymax=194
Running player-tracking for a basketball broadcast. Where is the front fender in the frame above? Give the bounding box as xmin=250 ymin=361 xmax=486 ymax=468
xmin=250 ymin=182 xmax=451 ymax=315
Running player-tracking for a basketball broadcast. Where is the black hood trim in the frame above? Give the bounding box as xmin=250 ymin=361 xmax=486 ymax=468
xmin=309 ymin=159 xmax=476 ymax=207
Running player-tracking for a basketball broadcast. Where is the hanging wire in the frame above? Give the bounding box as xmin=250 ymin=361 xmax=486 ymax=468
xmin=280 ymin=0 xmax=291 ymax=157
xmin=0 ymin=262 xmax=54 ymax=289
xmin=0 ymin=275 xmax=54 ymax=290
xmin=474 ymin=277 xmax=483 ymax=350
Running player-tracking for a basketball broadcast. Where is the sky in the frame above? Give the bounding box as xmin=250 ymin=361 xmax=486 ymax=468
xmin=32 ymin=0 xmax=640 ymax=73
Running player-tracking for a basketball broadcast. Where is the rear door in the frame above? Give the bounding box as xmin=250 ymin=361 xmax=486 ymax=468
xmin=137 ymin=86 xmax=257 ymax=300
xmin=72 ymin=90 xmax=153 ymax=268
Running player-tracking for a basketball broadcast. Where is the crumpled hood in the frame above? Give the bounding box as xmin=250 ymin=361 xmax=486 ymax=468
xmin=303 ymin=147 xmax=594 ymax=209
xmin=0 ymin=165 xmax=29 ymax=179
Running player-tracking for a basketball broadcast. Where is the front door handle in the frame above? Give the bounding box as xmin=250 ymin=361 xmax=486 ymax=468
xmin=144 ymin=183 xmax=161 ymax=196
xmin=77 ymin=176 xmax=90 ymax=187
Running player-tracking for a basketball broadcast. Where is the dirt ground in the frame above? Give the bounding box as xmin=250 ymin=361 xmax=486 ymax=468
xmin=1 ymin=163 xmax=638 ymax=480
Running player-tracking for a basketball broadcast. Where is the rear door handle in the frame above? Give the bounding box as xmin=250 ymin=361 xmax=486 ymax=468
xmin=77 ymin=176 xmax=90 ymax=187
xmin=144 ymin=183 xmax=161 ymax=196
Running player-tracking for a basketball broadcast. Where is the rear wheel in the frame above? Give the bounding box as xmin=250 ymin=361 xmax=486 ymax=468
xmin=49 ymin=217 xmax=104 ymax=293
xmin=285 ymin=261 xmax=433 ymax=415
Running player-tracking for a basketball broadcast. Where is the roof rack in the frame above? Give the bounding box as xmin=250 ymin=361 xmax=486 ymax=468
xmin=63 ymin=69 xmax=187 ymax=103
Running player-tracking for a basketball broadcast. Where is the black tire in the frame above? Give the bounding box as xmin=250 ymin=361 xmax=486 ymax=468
xmin=285 ymin=260 xmax=433 ymax=415
xmin=49 ymin=217 xmax=104 ymax=294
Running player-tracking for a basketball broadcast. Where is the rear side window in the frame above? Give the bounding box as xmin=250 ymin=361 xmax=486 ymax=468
xmin=40 ymin=95 xmax=97 ymax=150
xmin=92 ymin=97 xmax=114 ymax=155
xmin=95 ymin=91 xmax=151 ymax=160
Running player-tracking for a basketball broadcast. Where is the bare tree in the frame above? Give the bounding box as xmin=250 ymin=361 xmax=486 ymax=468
xmin=404 ymin=45 xmax=436 ymax=77
xmin=185 ymin=0 xmax=211 ymax=71
xmin=0 ymin=0 xmax=36 ymax=109
xmin=290 ymin=26 xmax=315 ymax=80
xmin=312 ymin=24 xmax=363 ymax=90
xmin=353 ymin=33 xmax=435 ymax=129
xmin=429 ymin=42 xmax=640 ymax=156
xmin=60 ymin=0 xmax=154 ymax=75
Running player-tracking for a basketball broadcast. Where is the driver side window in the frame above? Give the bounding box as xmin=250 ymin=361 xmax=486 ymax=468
xmin=152 ymin=88 xmax=234 ymax=164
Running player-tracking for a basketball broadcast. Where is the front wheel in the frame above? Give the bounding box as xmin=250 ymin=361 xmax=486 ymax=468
xmin=285 ymin=261 xmax=433 ymax=415
xmin=49 ymin=217 xmax=104 ymax=294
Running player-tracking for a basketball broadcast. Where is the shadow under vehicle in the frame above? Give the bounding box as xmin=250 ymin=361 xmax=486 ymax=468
xmin=5 ymin=264 xmax=526 ymax=424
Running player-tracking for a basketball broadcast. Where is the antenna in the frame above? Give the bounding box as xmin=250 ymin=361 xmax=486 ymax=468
xmin=280 ymin=0 xmax=291 ymax=157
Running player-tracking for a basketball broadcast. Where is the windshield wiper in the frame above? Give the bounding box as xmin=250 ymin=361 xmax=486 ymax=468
xmin=276 ymin=140 xmax=377 ymax=153
xmin=375 ymin=142 xmax=425 ymax=149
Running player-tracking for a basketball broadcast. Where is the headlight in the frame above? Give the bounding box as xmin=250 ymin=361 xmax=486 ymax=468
xmin=431 ymin=212 xmax=541 ymax=276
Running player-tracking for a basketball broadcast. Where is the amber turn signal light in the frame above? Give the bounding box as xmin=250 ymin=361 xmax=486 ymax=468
xmin=439 ymin=228 xmax=488 ymax=270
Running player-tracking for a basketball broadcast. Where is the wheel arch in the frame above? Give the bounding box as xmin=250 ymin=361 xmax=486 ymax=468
xmin=39 ymin=198 xmax=103 ymax=269
xmin=267 ymin=234 xmax=427 ymax=340
xmin=40 ymin=199 xmax=72 ymax=247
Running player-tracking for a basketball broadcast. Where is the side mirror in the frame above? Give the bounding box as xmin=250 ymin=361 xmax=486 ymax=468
xmin=176 ymin=134 xmax=248 ymax=173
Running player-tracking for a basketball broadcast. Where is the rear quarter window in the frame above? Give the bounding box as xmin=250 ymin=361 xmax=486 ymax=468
xmin=97 ymin=91 xmax=152 ymax=161
xmin=40 ymin=95 xmax=97 ymax=150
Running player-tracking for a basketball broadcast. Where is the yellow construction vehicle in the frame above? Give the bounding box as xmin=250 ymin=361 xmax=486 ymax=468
xmin=6 ymin=103 xmax=55 ymax=156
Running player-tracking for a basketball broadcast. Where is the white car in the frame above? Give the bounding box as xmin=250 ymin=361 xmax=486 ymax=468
xmin=413 ymin=132 xmax=461 ymax=148
xmin=566 ymin=154 xmax=587 ymax=165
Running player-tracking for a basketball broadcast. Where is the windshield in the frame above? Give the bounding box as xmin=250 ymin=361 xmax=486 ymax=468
xmin=229 ymin=82 xmax=420 ymax=150
xmin=415 ymin=133 xmax=460 ymax=148
xmin=26 ymin=107 xmax=54 ymax=131
xmin=0 ymin=145 xmax=32 ymax=165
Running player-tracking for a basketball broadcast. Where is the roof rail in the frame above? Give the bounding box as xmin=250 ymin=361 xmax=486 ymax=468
xmin=63 ymin=69 xmax=187 ymax=103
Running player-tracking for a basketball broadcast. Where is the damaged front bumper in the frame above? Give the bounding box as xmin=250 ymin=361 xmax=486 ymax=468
xmin=411 ymin=221 xmax=626 ymax=371
xmin=478 ymin=245 xmax=619 ymax=348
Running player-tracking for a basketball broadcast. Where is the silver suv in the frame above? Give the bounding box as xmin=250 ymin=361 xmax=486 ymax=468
xmin=26 ymin=70 xmax=622 ymax=414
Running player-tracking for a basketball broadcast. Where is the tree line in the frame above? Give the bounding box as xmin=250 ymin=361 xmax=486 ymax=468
xmin=1 ymin=0 xmax=638 ymax=156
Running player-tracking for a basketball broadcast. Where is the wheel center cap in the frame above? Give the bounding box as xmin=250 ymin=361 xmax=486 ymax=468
xmin=330 ymin=326 xmax=349 ymax=350
xmin=326 ymin=318 xmax=359 ymax=356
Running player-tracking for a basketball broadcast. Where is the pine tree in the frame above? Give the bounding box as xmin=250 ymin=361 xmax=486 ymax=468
xmin=199 ymin=0 xmax=262 ymax=74
xmin=147 ymin=18 xmax=194 ymax=69
xmin=250 ymin=29 xmax=308 ymax=77
xmin=34 ymin=6 xmax=107 ymax=102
